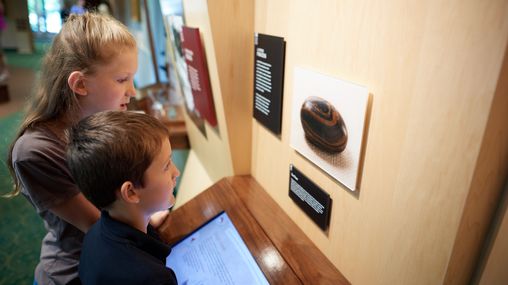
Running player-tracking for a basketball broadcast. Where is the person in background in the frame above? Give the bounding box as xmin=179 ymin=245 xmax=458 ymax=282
xmin=60 ymin=0 xmax=71 ymax=22
xmin=70 ymin=0 xmax=86 ymax=15
xmin=67 ymin=111 xmax=179 ymax=285
xmin=6 ymin=13 xmax=169 ymax=285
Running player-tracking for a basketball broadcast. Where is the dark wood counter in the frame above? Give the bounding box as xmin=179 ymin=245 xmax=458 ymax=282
xmin=159 ymin=175 xmax=349 ymax=285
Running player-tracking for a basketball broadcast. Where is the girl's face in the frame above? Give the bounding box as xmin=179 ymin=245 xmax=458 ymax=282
xmin=138 ymin=138 xmax=180 ymax=214
xmin=78 ymin=49 xmax=138 ymax=118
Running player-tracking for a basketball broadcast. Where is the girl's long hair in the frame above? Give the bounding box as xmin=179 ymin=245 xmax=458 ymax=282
xmin=4 ymin=12 xmax=136 ymax=197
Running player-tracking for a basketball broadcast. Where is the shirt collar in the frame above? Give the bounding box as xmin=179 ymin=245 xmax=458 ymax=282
xmin=100 ymin=210 xmax=171 ymax=261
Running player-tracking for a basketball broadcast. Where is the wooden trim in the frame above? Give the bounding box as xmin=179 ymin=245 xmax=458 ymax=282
xmin=444 ymin=43 xmax=508 ymax=285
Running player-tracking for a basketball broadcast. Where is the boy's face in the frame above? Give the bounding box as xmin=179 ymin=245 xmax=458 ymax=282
xmin=78 ymin=48 xmax=138 ymax=118
xmin=138 ymin=138 xmax=180 ymax=214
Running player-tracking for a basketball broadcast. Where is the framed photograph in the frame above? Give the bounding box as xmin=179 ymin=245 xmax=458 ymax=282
xmin=290 ymin=67 xmax=369 ymax=191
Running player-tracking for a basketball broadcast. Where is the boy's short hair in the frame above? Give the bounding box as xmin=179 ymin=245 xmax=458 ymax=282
xmin=67 ymin=111 xmax=170 ymax=208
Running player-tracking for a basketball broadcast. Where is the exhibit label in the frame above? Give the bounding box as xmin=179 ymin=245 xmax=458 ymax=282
xmin=253 ymin=33 xmax=285 ymax=135
xmin=182 ymin=26 xmax=218 ymax=127
xmin=289 ymin=164 xmax=332 ymax=231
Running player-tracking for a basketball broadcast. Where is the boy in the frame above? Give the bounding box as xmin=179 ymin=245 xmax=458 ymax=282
xmin=66 ymin=110 xmax=180 ymax=285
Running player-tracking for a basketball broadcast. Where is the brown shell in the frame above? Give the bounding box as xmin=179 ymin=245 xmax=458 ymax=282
xmin=300 ymin=96 xmax=348 ymax=153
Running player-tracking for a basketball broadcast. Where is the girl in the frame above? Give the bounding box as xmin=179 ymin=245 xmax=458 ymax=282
xmin=6 ymin=13 xmax=139 ymax=284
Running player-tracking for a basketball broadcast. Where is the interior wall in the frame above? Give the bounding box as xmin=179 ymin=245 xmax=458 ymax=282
xmin=178 ymin=0 xmax=254 ymax=195
xmin=252 ymin=0 xmax=508 ymax=284
xmin=445 ymin=35 xmax=508 ymax=284
xmin=173 ymin=150 xmax=213 ymax=209
xmin=476 ymin=180 xmax=508 ymax=285
xmin=181 ymin=0 xmax=235 ymax=183
xmin=206 ymin=0 xmax=254 ymax=175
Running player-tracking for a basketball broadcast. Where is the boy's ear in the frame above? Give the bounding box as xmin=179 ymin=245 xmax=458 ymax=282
xmin=68 ymin=71 xmax=88 ymax=96
xmin=118 ymin=181 xmax=141 ymax=204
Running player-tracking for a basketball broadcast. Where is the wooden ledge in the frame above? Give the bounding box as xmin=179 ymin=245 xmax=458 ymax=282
xmin=159 ymin=175 xmax=349 ymax=285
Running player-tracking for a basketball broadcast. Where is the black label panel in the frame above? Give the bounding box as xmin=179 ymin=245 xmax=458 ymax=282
xmin=253 ymin=33 xmax=286 ymax=135
xmin=289 ymin=164 xmax=332 ymax=231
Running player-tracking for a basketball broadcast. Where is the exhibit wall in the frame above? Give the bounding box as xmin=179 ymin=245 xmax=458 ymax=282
xmin=251 ymin=1 xmax=508 ymax=285
xmin=175 ymin=0 xmax=254 ymax=206
xmin=475 ymin=179 xmax=508 ymax=284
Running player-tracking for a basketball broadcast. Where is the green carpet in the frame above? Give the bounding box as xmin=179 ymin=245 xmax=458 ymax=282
xmin=0 ymin=38 xmax=50 ymax=285
xmin=4 ymin=40 xmax=51 ymax=70
xmin=0 ymin=111 xmax=45 ymax=285
xmin=0 ymin=111 xmax=24 ymax=195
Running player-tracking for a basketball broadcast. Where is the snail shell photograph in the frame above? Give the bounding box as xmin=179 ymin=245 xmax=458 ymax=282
xmin=300 ymin=96 xmax=348 ymax=153
xmin=290 ymin=67 xmax=369 ymax=191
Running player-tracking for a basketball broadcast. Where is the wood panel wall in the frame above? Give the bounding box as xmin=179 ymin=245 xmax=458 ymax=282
xmin=176 ymin=0 xmax=254 ymax=203
xmin=476 ymin=182 xmax=508 ymax=285
xmin=445 ymin=34 xmax=508 ymax=285
xmin=176 ymin=0 xmax=508 ymax=283
xmin=182 ymin=0 xmax=234 ymax=182
xmin=251 ymin=0 xmax=508 ymax=284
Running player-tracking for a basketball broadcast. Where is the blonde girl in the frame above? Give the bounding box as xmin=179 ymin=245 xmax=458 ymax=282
xmin=7 ymin=13 xmax=137 ymax=284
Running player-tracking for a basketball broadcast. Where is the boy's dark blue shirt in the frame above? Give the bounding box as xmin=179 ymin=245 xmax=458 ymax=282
xmin=79 ymin=211 xmax=177 ymax=285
